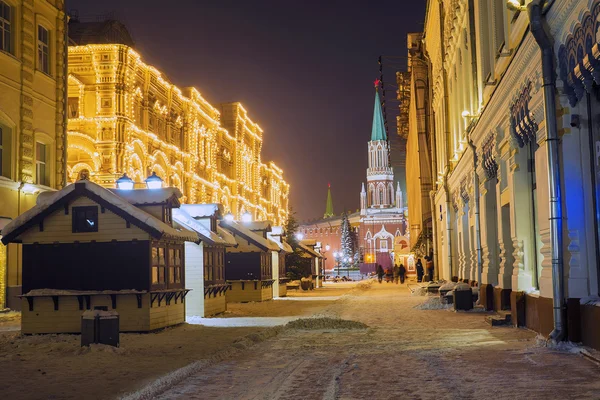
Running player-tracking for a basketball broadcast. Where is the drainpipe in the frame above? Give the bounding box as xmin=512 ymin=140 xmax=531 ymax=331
xmin=528 ymin=0 xmax=564 ymax=342
xmin=468 ymin=0 xmax=481 ymax=290
xmin=62 ymin=12 xmax=69 ymax=188
xmin=468 ymin=138 xmax=483 ymax=298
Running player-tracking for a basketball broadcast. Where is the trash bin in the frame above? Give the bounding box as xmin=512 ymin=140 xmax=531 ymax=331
xmin=81 ymin=307 xmax=120 ymax=347
xmin=453 ymin=283 xmax=473 ymax=311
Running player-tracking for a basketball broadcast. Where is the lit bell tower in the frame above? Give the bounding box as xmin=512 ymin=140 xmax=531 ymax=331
xmin=364 ymin=79 xmax=395 ymax=209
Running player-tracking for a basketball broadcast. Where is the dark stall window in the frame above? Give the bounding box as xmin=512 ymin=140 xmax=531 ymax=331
xmin=72 ymin=206 xmax=98 ymax=233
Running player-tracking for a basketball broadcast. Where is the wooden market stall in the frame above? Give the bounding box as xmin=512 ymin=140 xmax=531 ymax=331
xmin=172 ymin=204 xmax=237 ymax=317
xmin=0 ymin=180 xmax=196 ymax=334
xmin=219 ymin=220 xmax=280 ymax=303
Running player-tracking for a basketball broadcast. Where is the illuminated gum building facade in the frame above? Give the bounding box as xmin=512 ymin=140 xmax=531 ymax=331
xmin=66 ymin=44 xmax=289 ymax=225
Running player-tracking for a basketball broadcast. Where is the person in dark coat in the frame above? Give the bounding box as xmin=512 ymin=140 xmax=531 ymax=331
xmin=376 ymin=264 xmax=384 ymax=283
xmin=416 ymin=258 xmax=424 ymax=282
xmin=399 ymin=264 xmax=406 ymax=284
xmin=393 ymin=264 xmax=400 ymax=284
xmin=426 ymin=256 xmax=434 ymax=282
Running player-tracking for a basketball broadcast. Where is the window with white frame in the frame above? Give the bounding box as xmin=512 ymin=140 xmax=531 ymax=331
xmin=380 ymin=239 xmax=388 ymax=252
xmin=37 ymin=25 xmax=50 ymax=74
xmin=0 ymin=1 xmax=11 ymax=54
xmin=35 ymin=141 xmax=48 ymax=186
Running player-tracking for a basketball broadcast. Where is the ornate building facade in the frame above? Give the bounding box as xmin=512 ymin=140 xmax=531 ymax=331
xmin=0 ymin=0 xmax=68 ymax=309
xmin=414 ymin=0 xmax=600 ymax=349
xmin=65 ymin=21 xmax=289 ymax=227
xmin=299 ymin=88 xmax=408 ymax=274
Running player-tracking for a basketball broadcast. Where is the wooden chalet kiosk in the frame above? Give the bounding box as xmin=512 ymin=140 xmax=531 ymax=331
xmin=299 ymin=240 xmax=324 ymax=288
xmin=0 ymin=179 xmax=196 ymax=334
xmin=172 ymin=204 xmax=237 ymax=317
xmin=267 ymin=226 xmax=292 ymax=297
xmin=220 ymin=219 xmax=279 ymax=303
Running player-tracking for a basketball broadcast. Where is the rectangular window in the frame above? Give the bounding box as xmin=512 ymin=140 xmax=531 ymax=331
xmin=37 ymin=25 xmax=49 ymax=74
xmin=72 ymin=206 xmax=98 ymax=233
xmin=68 ymin=97 xmax=79 ymax=118
xmin=493 ymin=0 xmax=506 ymax=54
xmin=168 ymin=248 xmax=175 ymax=284
xmin=0 ymin=1 xmax=11 ymax=53
xmin=152 ymin=247 xmax=159 ymax=284
xmin=36 ymin=142 xmax=48 ymax=186
xmin=174 ymin=248 xmax=182 ymax=283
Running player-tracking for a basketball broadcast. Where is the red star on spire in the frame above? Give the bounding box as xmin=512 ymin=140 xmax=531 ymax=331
xmin=374 ymin=79 xmax=380 ymax=88
xmin=328 ymin=183 xmax=331 ymax=188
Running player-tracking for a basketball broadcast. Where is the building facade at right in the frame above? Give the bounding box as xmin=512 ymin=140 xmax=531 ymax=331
xmin=411 ymin=0 xmax=600 ymax=348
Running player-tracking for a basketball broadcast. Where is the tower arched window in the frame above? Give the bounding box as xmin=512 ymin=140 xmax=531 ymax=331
xmin=379 ymin=189 xmax=383 ymax=205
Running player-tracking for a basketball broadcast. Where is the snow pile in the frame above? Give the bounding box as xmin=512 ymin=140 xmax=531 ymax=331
xmin=581 ymin=296 xmax=600 ymax=307
xmin=454 ymin=282 xmax=471 ymax=291
xmin=356 ymin=280 xmax=373 ymax=291
xmin=75 ymin=343 xmax=127 ymax=355
xmin=286 ymin=317 xmax=368 ymax=330
xmin=187 ymin=316 xmax=298 ymax=327
xmin=414 ymin=297 xmax=452 ymax=310
xmin=535 ymin=335 xmax=583 ymax=354
xmin=0 ymin=310 xmax=21 ymax=322
xmin=439 ymin=282 xmax=458 ymax=292
xmin=408 ymin=284 xmax=427 ymax=296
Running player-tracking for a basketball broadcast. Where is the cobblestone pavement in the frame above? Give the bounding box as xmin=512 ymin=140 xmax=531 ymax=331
xmin=157 ymin=282 xmax=600 ymax=400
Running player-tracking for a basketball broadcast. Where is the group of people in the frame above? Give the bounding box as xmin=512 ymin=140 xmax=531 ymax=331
xmin=375 ymin=256 xmax=435 ymax=284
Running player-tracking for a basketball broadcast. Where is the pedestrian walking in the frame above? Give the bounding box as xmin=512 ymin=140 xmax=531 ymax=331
xmin=376 ymin=264 xmax=384 ymax=283
xmin=399 ymin=264 xmax=406 ymax=284
xmin=426 ymin=256 xmax=434 ymax=282
xmin=393 ymin=264 xmax=400 ymax=284
xmin=416 ymin=258 xmax=424 ymax=282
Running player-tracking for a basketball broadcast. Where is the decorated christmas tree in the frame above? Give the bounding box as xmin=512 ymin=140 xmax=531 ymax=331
xmin=340 ymin=211 xmax=353 ymax=268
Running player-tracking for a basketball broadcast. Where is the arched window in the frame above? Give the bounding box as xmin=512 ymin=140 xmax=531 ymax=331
xmin=379 ymin=190 xmax=383 ymax=205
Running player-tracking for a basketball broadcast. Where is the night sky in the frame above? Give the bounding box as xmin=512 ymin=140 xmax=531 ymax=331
xmin=67 ymin=0 xmax=426 ymax=221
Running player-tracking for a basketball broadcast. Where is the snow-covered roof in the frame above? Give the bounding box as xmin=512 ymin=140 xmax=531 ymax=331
xmin=298 ymin=242 xmax=322 ymax=258
xmin=220 ymin=220 xmax=280 ymax=252
xmin=217 ymin=226 xmax=238 ymax=246
xmin=269 ymin=226 xmax=286 ymax=236
xmin=108 ymin=187 xmax=182 ymax=206
xmin=1 ymin=180 xmax=197 ymax=244
xmin=180 ymin=203 xmax=223 ymax=219
xmin=35 ymin=191 xmax=56 ymax=206
xmin=172 ymin=208 xmax=234 ymax=246
xmin=268 ymin=237 xmax=293 ymax=253
xmin=243 ymin=221 xmax=272 ymax=232
xmin=267 ymin=227 xmax=292 ymax=253
xmin=0 ymin=217 xmax=11 ymax=234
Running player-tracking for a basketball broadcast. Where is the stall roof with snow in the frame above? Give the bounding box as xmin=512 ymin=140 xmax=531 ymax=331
xmin=298 ymin=242 xmax=323 ymax=258
xmin=172 ymin=208 xmax=236 ymax=246
xmin=180 ymin=203 xmax=223 ymax=219
xmin=1 ymin=180 xmax=196 ymax=244
xmin=219 ymin=220 xmax=280 ymax=252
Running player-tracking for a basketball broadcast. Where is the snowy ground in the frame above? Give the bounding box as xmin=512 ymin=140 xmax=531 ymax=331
xmin=2 ymin=282 xmax=600 ymax=399
xmin=154 ymin=281 xmax=600 ymax=400
xmin=0 ymin=285 xmax=352 ymax=400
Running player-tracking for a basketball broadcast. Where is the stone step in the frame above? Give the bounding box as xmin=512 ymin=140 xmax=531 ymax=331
xmin=485 ymin=311 xmax=512 ymax=327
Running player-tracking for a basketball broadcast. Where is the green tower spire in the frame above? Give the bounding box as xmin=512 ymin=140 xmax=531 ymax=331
xmin=324 ymin=183 xmax=334 ymax=218
xmin=371 ymin=88 xmax=387 ymax=141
